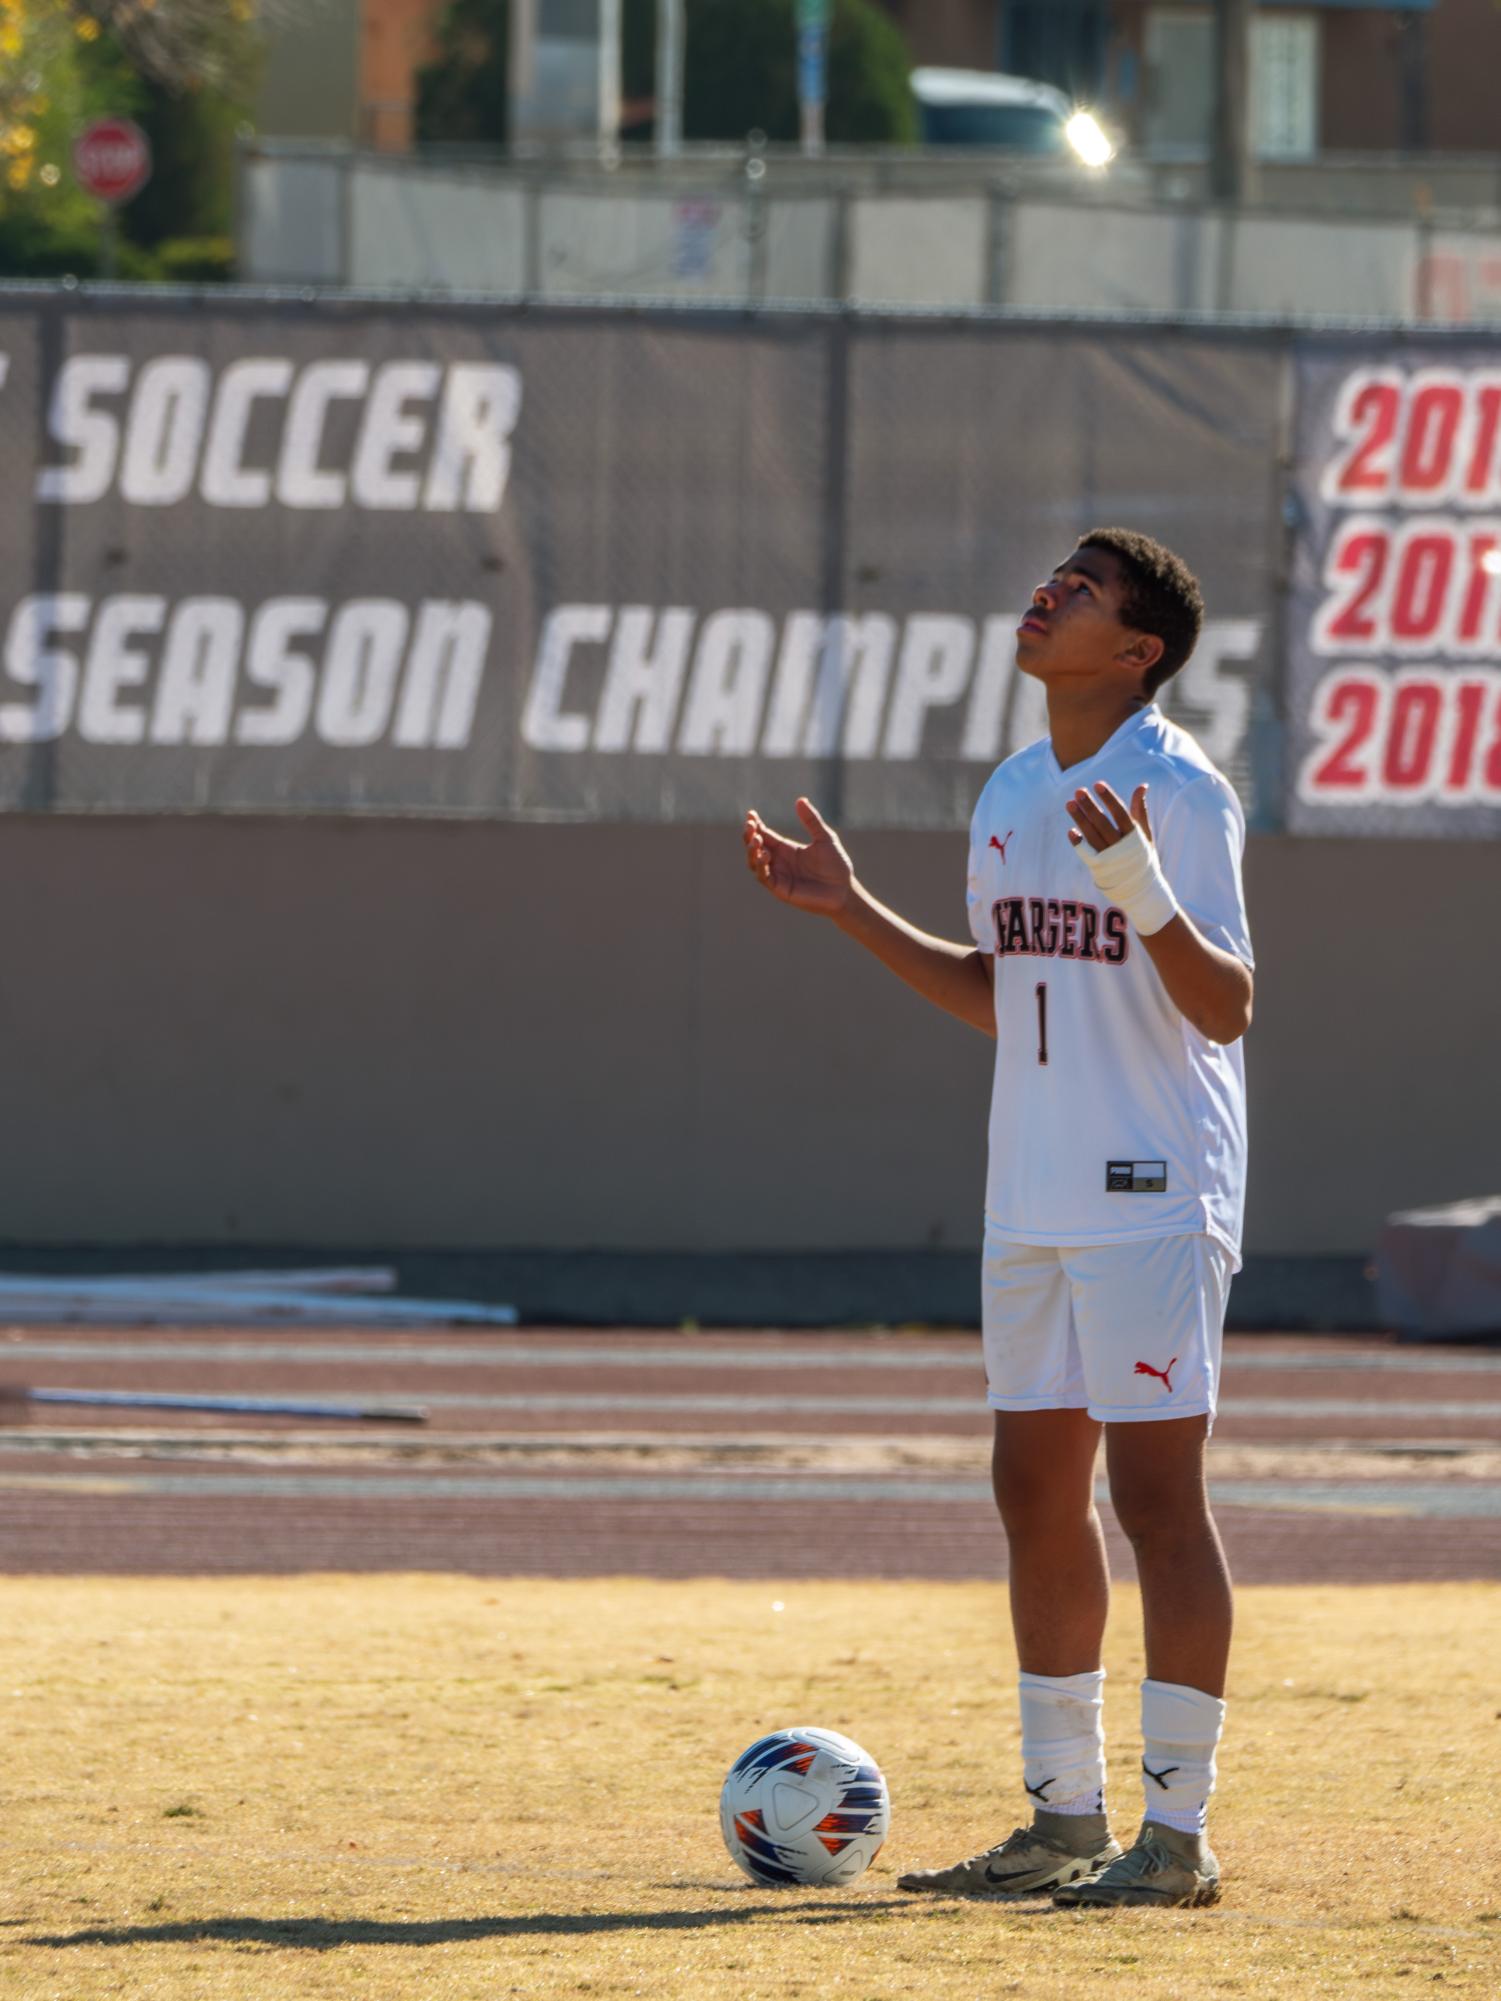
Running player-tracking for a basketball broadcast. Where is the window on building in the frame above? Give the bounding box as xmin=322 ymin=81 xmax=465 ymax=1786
xmin=1253 ymin=14 xmax=1319 ymax=161
xmin=1143 ymin=6 xmax=1320 ymax=162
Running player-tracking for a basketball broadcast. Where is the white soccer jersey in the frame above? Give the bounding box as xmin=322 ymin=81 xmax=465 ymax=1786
xmin=966 ymin=705 xmax=1252 ymax=1265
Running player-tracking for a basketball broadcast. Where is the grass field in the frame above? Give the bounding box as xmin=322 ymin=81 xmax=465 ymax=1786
xmin=0 ymin=1576 xmax=1497 ymax=2000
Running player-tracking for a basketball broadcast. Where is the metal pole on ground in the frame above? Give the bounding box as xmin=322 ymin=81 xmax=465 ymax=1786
xmin=1210 ymin=0 xmax=1253 ymax=207
xmin=1 ymin=1387 xmax=429 ymax=1423
xmin=656 ymin=0 xmax=684 ymax=157
xmin=509 ymin=0 xmax=537 ymax=151
xmin=796 ymin=0 xmax=828 ymax=160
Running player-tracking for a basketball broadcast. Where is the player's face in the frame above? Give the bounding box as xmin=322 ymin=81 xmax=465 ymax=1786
xmin=1015 ymin=549 xmax=1152 ymax=689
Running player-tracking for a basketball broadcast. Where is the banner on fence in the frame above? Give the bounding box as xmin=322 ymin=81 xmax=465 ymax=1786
xmin=1288 ymin=343 xmax=1501 ymax=837
xmin=0 ymin=296 xmax=1279 ymax=825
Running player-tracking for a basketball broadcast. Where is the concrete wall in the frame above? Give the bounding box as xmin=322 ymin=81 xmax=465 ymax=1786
xmin=0 ymin=817 xmax=1492 ymax=1264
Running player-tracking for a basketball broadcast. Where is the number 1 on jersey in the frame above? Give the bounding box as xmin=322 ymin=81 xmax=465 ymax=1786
xmin=1035 ymin=982 xmax=1048 ymax=1066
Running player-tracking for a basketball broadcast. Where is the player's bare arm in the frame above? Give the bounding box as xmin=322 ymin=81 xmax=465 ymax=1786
xmin=1066 ymin=780 xmax=1253 ymax=1045
xmin=744 ymin=798 xmax=995 ymax=1038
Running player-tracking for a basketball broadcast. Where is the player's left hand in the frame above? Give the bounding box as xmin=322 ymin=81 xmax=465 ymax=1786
xmin=1066 ymin=780 xmax=1152 ymax=853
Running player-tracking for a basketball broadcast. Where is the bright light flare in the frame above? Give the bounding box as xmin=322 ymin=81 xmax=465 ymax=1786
xmin=1480 ymin=549 xmax=1501 ymax=576
xmin=1065 ymin=110 xmax=1115 ymax=169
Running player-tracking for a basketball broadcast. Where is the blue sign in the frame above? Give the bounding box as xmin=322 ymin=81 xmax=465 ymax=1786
xmin=798 ymin=24 xmax=827 ymax=107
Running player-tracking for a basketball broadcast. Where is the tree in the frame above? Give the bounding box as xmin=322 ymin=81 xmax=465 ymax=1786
xmin=125 ymin=73 xmax=247 ymax=246
xmin=415 ymin=0 xmax=916 ymax=150
xmin=0 ymin=0 xmax=257 ymax=275
xmin=683 ymin=0 xmax=914 ymax=146
xmin=415 ymin=0 xmax=511 ymax=147
xmin=0 ymin=7 xmax=139 ymax=271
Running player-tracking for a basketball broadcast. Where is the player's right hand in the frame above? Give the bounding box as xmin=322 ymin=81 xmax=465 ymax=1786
xmin=743 ymin=798 xmax=854 ymax=916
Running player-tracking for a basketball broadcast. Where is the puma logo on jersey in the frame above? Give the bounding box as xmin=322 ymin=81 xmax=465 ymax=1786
xmin=989 ymin=830 xmax=1015 ymax=863
xmin=1134 ymin=1357 xmax=1178 ymax=1393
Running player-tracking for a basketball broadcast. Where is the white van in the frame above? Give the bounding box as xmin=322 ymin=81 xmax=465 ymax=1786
xmin=910 ymin=67 xmax=1115 ymax=167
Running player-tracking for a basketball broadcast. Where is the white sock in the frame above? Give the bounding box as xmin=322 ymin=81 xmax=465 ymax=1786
xmin=1018 ymin=1669 xmax=1106 ymax=1818
xmin=1045 ymin=1788 xmax=1105 ymax=1817
xmin=1140 ymin=1678 xmax=1225 ymax=1835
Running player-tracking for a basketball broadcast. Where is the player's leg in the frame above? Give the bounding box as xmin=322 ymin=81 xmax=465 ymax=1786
xmin=1106 ymin=1411 xmax=1232 ymax=1697
xmin=1053 ymin=1234 xmax=1232 ymax=1909
xmin=993 ymin=1406 xmax=1109 ymax=1680
xmin=898 ymin=1244 xmax=1121 ymax=1897
xmin=995 ymin=1408 xmax=1123 ymax=1871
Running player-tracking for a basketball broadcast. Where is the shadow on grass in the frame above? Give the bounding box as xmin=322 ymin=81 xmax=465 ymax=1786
xmin=27 ymin=1901 xmax=916 ymax=1952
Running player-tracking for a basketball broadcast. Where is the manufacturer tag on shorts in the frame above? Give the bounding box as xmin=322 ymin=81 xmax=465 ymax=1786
xmin=1106 ymin=1160 xmax=1167 ymax=1193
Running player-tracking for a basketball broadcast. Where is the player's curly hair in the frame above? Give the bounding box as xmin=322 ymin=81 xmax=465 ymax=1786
xmin=1077 ymin=527 xmax=1204 ymax=698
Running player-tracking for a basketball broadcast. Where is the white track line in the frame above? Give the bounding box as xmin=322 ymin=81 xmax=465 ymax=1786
xmin=0 ymin=1468 xmax=1494 ymax=1516
xmin=2 ymin=1340 xmax=1498 ymax=1372
xmin=3 ymin=1390 xmax=1497 ymax=1418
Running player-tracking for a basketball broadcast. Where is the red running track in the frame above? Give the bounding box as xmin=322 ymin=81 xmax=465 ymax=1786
xmin=0 ymin=1327 xmax=1496 ymax=1582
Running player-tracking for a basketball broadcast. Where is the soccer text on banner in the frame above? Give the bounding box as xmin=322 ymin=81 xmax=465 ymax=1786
xmin=0 ymin=295 xmax=1274 ymax=826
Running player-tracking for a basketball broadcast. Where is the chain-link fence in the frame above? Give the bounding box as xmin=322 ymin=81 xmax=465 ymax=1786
xmin=239 ymin=144 xmax=1501 ymax=324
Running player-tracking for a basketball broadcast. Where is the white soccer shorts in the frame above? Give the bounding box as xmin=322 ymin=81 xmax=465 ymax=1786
xmin=980 ymin=1232 xmax=1234 ymax=1425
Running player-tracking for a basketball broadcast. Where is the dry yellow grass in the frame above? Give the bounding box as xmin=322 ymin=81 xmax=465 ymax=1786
xmin=0 ymin=1576 xmax=1497 ymax=2001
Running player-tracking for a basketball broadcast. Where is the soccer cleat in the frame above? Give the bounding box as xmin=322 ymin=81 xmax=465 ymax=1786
xmin=897 ymin=1811 xmax=1121 ymax=1897
xmin=1052 ymin=1818 xmax=1221 ymax=1908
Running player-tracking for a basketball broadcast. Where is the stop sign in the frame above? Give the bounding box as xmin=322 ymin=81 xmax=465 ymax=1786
xmin=73 ymin=118 xmax=152 ymax=204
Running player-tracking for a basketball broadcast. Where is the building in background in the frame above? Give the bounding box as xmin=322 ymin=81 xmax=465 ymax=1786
xmin=256 ymin=0 xmax=440 ymax=148
xmin=362 ymin=0 xmax=446 ymax=149
xmin=1112 ymin=1 xmax=1397 ymax=162
xmin=253 ymin=0 xmax=1501 ymax=162
xmin=255 ymin=0 xmax=360 ymax=143
xmin=881 ymin=1 xmax=1501 ymax=164
xmin=880 ymin=0 xmax=1110 ymax=99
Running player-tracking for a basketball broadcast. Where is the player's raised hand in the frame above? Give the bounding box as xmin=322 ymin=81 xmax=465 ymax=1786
xmin=1066 ymin=780 xmax=1152 ymax=853
xmin=743 ymin=798 xmax=854 ymax=916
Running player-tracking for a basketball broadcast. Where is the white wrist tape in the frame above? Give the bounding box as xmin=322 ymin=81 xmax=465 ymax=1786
xmin=1075 ymin=827 xmax=1178 ymax=936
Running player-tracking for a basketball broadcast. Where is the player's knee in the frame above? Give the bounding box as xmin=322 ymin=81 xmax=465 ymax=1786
xmin=992 ymin=1458 xmax=1087 ymax=1535
xmin=991 ymin=1463 xmax=1047 ymax=1530
xmin=1108 ymin=1470 xmax=1212 ymax=1550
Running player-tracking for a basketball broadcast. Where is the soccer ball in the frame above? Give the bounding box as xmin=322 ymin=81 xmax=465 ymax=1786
xmin=719 ymin=1727 xmax=890 ymax=1888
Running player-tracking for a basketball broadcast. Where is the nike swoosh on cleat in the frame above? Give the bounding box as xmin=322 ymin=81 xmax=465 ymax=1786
xmin=983 ymin=1867 xmax=1048 ymax=1887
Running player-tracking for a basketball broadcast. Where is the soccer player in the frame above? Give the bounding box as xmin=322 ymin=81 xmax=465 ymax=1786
xmin=743 ymin=529 xmax=1252 ymax=1909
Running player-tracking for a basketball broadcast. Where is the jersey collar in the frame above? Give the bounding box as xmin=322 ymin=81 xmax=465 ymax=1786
xmin=1045 ymin=703 xmax=1158 ymax=781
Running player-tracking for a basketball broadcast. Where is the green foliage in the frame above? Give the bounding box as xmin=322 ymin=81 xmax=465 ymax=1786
xmin=415 ymin=0 xmax=915 ymax=149
xmin=0 ymin=3 xmax=253 ymax=277
xmin=151 ymin=233 xmax=236 ymax=282
xmin=124 ymin=78 xmax=252 ymax=247
xmin=0 ymin=209 xmax=93 ymax=279
xmin=0 ymin=215 xmax=234 ymax=282
xmin=621 ymin=0 xmax=656 ymax=118
xmin=415 ymin=0 xmax=510 ymax=147
xmin=683 ymin=0 xmax=914 ymax=145
xmin=0 ymin=18 xmax=135 ymax=276
xmin=825 ymin=0 xmax=916 ymax=146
